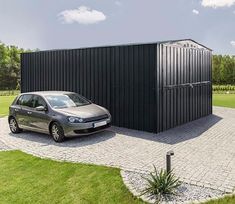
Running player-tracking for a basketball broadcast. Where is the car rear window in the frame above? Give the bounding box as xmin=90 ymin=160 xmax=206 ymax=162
xmin=17 ymin=94 xmax=34 ymax=107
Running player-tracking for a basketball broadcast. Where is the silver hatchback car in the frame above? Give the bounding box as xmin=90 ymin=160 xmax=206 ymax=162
xmin=8 ymin=91 xmax=111 ymax=142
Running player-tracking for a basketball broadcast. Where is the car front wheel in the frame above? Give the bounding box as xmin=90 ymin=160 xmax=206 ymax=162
xmin=9 ymin=117 xmax=22 ymax=134
xmin=50 ymin=122 xmax=65 ymax=143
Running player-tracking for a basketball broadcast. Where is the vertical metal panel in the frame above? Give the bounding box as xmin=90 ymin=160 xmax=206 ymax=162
xmin=155 ymin=44 xmax=161 ymax=132
xmin=22 ymin=44 xmax=156 ymax=132
xmin=158 ymin=42 xmax=212 ymax=132
xmin=21 ymin=40 xmax=212 ymax=133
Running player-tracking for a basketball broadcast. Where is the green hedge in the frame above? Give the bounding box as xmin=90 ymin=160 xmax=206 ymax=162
xmin=213 ymin=85 xmax=235 ymax=94
xmin=0 ymin=90 xmax=20 ymax=96
xmin=1 ymin=88 xmax=234 ymax=96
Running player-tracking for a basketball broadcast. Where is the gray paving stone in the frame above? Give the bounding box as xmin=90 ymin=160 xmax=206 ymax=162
xmin=0 ymin=139 xmax=12 ymax=151
xmin=0 ymin=106 xmax=234 ymax=193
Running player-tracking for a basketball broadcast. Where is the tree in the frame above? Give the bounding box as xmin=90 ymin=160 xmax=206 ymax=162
xmin=0 ymin=42 xmax=30 ymax=90
xmin=212 ymin=55 xmax=222 ymax=84
xmin=212 ymin=55 xmax=235 ymax=85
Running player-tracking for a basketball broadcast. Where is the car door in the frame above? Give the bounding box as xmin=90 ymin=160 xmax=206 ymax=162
xmin=13 ymin=95 xmax=24 ymax=126
xmin=16 ymin=94 xmax=34 ymax=128
xmin=28 ymin=95 xmax=50 ymax=133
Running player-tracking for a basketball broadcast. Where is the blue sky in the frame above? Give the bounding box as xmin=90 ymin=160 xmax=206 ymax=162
xmin=0 ymin=0 xmax=235 ymax=54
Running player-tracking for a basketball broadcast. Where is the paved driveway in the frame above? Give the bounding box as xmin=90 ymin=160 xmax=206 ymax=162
xmin=0 ymin=106 xmax=234 ymax=193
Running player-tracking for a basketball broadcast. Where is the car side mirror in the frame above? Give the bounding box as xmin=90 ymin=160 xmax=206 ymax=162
xmin=36 ymin=106 xmax=47 ymax=111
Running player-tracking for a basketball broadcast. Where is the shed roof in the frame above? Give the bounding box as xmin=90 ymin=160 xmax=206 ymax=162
xmin=23 ymin=39 xmax=212 ymax=54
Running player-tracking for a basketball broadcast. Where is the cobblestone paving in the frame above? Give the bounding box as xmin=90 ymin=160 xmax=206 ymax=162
xmin=0 ymin=139 xmax=12 ymax=151
xmin=0 ymin=107 xmax=234 ymax=193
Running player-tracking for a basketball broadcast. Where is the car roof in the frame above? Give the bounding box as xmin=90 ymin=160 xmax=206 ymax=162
xmin=20 ymin=91 xmax=76 ymax=96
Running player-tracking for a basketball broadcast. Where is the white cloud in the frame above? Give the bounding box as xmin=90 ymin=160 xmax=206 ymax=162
xmin=192 ymin=9 xmax=199 ymax=14
xmin=58 ymin=6 xmax=106 ymax=24
xmin=201 ymin=0 xmax=235 ymax=8
xmin=115 ymin=1 xmax=122 ymax=6
xmin=231 ymin=41 xmax=235 ymax=48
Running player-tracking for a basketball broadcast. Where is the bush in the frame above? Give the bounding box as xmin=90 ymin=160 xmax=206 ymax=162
xmin=213 ymin=85 xmax=235 ymax=94
xmin=141 ymin=166 xmax=181 ymax=203
xmin=0 ymin=90 xmax=20 ymax=96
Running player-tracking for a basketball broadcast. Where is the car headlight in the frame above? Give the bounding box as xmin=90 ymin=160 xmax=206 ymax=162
xmin=67 ymin=116 xmax=84 ymax=123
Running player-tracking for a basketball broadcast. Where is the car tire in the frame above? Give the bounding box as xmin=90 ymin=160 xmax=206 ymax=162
xmin=50 ymin=122 xmax=65 ymax=143
xmin=9 ymin=117 xmax=22 ymax=134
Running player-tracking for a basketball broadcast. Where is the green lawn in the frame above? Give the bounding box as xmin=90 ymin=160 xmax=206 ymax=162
xmin=1 ymin=151 xmax=234 ymax=204
xmin=204 ymin=195 xmax=235 ymax=204
xmin=0 ymin=151 xmax=144 ymax=204
xmin=0 ymin=95 xmax=16 ymax=117
xmin=213 ymin=94 xmax=235 ymax=108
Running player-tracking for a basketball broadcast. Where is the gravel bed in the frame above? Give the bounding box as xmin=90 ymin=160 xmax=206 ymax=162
xmin=121 ymin=170 xmax=226 ymax=204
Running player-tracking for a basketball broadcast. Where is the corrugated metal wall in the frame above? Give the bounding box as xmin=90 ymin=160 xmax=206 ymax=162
xmin=21 ymin=44 xmax=157 ymax=132
xmin=156 ymin=43 xmax=212 ymax=132
xmin=21 ymin=40 xmax=212 ymax=133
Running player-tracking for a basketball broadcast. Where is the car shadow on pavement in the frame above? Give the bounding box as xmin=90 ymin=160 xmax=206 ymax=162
xmin=111 ymin=114 xmax=222 ymax=145
xmin=9 ymin=128 xmax=116 ymax=147
xmin=8 ymin=114 xmax=222 ymax=146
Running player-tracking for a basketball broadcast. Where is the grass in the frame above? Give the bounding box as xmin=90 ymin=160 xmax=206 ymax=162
xmin=203 ymin=195 xmax=235 ymax=204
xmin=0 ymin=95 xmax=16 ymax=117
xmin=0 ymin=151 xmax=234 ymax=204
xmin=0 ymin=150 xmax=144 ymax=204
xmin=213 ymin=94 xmax=235 ymax=108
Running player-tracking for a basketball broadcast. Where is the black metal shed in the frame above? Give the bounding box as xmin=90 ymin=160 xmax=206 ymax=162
xmin=21 ymin=39 xmax=212 ymax=133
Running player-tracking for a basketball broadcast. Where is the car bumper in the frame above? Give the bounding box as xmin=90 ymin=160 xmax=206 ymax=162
xmin=63 ymin=117 xmax=111 ymax=137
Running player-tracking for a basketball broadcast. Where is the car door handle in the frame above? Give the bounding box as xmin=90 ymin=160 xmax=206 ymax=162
xmin=27 ymin=111 xmax=32 ymax=115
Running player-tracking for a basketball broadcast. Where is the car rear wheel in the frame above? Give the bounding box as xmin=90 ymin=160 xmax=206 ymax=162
xmin=50 ymin=122 xmax=65 ymax=143
xmin=9 ymin=117 xmax=22 ymax=134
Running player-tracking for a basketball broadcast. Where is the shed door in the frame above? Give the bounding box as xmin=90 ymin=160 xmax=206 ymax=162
xmin=161 ymin=44 xmax=212 ymax=131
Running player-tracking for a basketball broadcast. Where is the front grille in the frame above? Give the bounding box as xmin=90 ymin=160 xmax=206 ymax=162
xmin=84 ymin=114 xmax=109 ymax=123
xmin=74 ymin=123 xmax=111 ymax=134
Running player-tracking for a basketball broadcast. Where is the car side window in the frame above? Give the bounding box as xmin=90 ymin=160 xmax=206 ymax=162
xmin=16 ymin=95 xmax=24 ymax=105
xmin=34 ymin=96 xmax=47 ymax=108
xmin=17 ymin=94 xmax=34 ymax=108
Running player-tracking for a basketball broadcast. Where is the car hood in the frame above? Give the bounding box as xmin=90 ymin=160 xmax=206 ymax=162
xmin=55 ymin=104 xmax=108 ymax=118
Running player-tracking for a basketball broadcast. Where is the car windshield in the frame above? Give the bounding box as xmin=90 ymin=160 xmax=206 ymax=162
xmin=45 ymin=93 xmax=91 ymax=109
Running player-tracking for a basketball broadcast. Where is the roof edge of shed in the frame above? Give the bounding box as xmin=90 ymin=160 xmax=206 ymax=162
xmin=22 ymin=39 xmax=212 ymax=54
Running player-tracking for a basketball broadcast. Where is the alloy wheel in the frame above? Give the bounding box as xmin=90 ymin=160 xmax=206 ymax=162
xmin=9 ymin=118 xmax=17 ymax=132
xmin=52 ymin=124 xmax=60 ymax=140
